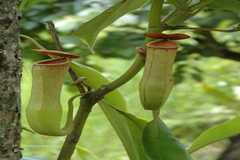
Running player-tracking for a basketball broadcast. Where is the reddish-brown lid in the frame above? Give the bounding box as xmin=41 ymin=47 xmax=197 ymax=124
xmin=33 ymin=49 xmax=80 ymax=59
xmin=146 ymin=41 xmax=178 ymax=49
xmin=33 ymin=57 xmax=70 ymax=67
xmin=145 ymin=33 xmax=190 ymax=40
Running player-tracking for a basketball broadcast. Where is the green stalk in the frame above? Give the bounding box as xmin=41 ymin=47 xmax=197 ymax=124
xmin=148 ymin=0 xmax=164 ymax=117
xmin=148 ymin=0 xmax=164 ymax=33
xmin=101 ymin=53 xmax=145 ymax=93
xmin=57 ymin=97 xmax=92 ymax=160
xmin=57 ymin=52 xmax=145 ymax=160
xmin=24 ymin=22 xmax=146 ymax=160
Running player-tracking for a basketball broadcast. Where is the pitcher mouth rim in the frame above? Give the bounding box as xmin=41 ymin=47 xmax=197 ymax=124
xmin=33 ymin=57 xmax=70 ymax=67
xmin=33 ymin=49 xmax=80 ymax=59
xmin=146 ymin=41 xmax=178 ymax=49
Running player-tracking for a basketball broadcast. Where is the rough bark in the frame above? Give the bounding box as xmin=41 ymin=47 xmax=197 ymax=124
xmin=0 ymin=0 xmax=21 ymax=160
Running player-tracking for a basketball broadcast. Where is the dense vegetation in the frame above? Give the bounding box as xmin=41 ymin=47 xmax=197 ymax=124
xmin=20 ymin=0 xmax=240 ymax=160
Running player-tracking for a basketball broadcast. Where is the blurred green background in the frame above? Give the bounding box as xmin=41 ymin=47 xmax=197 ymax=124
xmin=20 ymin=0 xmax=240 ymax=160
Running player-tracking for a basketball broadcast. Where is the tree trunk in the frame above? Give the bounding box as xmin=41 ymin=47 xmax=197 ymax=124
xmin=0 ymin=0 xmax=21 ymax=160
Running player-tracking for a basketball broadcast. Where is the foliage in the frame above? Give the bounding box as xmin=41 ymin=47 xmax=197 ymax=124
xmin=143 ymin=119 xmax=192 ymax=160
xmin=73 ymin=0 xmax=149 ymax=48
xmin=20 ymin=0 xmax=240 ymax=160
xmin=189 ymin=116 xmax=240 ymax=153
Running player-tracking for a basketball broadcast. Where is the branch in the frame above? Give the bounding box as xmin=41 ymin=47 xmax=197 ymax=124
xmin=165 ymin=25 xmax=240 ymax=33
xmin=195 ymin=31 xmax=240 ymax=61
xmin=21 ymin=22 xmax=145 ymax=160
xmin=162 ymin=1 xmax=212 ymax=29
xmin=57 ymin=49 xmax=145 ymax=160
xmin=45 ymin=22 xmax=145 ymax=160
xmin=20 ymin=34 xmax=45 ymax=49
xmin=46 ymin=22 xmax=93 ymax=160
xmin=47 ymin=21 xmax=86 ymax=94
xmin=93 ymin=52 xmax=145 ymax=97
xmin=57 ymin=95 xmax=93 ymax=160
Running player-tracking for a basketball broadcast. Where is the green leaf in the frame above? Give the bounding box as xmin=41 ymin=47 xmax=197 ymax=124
xmin=100 ymin=101 xmax=151 ymax=160
xmin=74 ymin=146 xmax=100 ymax=160
xmin=143 ymin=118 xmax=193 ymax=160
xmin=207 ymin=0 xmax=240 ymax=13
xmin=71 ymin=62 xmax=151 ymax=160
xmin=70 ymin=62 xmax=127 ymax=111
xmin=74 ymin=0 xmax=148 ymax=48
xmin=189 ymin=116 xmax=240 ymax=153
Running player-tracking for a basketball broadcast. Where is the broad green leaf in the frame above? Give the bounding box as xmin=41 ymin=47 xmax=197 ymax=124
xmin=100 ymin=101 xmax=151 ymax=160
xmin=70 ymin=62 xmax=126 ymax=111
xmin=207 ymin=0 xmax=240 ymax=13
xmin=143 ymin=118 xmax=193 ymax=160
xmin=71 ymin=62 xmax=151 ymax=160
xmin=74 ymin=146 xmax=100 ymax=160
xmin=202 ymin=84 xmax=239 ymax=107
xmin=74 ymin=0 xmax=148 ymax=48
xmin=189 ymin=116 xmax=240 ymax=153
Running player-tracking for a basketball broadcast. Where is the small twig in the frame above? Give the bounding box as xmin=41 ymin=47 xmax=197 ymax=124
xmin=46 ymin=21 xmax=93 ymax=160
xmin=20 ymin=34 xmax=45 ymax=49
xmin=93 ymin=52 xmax=145 ymax=97
xmin=57 ymin=96 xmax=93 ymax=160
xmin=165 ymin=25 xmax=240 ymax=33
xmin=47 ymin=21 xmax=86 ymax=94
xmin=47 ymin=22 xmax=64 ymax=51
xmin=57 ymin=49 xmax=145 ymax=160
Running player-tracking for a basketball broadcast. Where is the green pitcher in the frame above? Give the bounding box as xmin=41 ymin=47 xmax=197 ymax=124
xmin=26 ymin=58 xmax=76 ymax=136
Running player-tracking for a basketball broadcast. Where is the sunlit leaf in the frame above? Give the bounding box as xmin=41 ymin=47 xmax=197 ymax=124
xmin=74 ymin=0 xmax=148 ymax=48
xmin=75 ymin=146 xmax=100 ymax=160
xmin=143 ymin=118 xmax=192 ymax=160
xmin=70 ymin=62 xmax=127 ymax=111
xmin=189 ymin=116 xmax=240 ymax=153
xmin=100 ymin=101 xmax=151 ymax=160
xmin=71 ymin=62 xmax=152 ymax=160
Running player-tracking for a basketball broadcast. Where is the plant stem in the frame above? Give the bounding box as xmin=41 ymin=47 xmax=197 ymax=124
xmin=46 ymin=22 xmax=93 ymax=160
xmin=47 ymin=21 xmax=86 ymax=94
xmin=23 ymin=24 xmax=146 ymax=159
xmin=152 ymin=110 xmax=160 ymax=120
xmin=45 ymin=20 xmax=146 ymax=160
xmin=56 ymin=53 xmax=145 ymax=160
xmin=148 ymin=0 xmax=164 ymax=33
xmin=20 ymin=34 xmax=45 ymax=49
xmin=57 ymin=52 xmax=145 ymax=159
xmin=95 ymin=53 xmax=145 ymax=96
xmin=47 ymin=22 xmax=64 ymax=51
xmin=57 ymin=97 xmax=93 ymax=160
